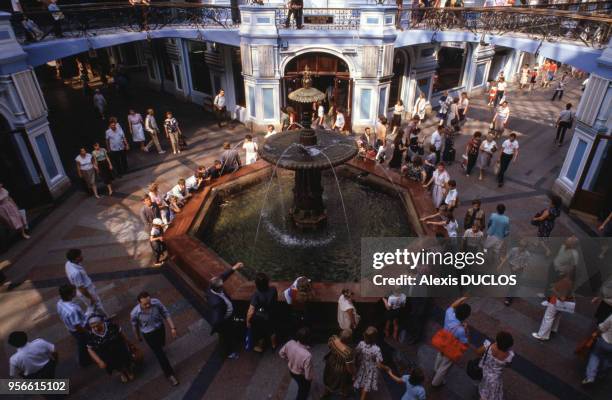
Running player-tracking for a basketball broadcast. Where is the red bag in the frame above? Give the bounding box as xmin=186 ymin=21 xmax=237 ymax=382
xmin=431 ymin=328 xmax=468 ymax=362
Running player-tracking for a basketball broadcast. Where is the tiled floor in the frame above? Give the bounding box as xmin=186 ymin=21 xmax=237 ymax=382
xmin=0 ymin=74 xmax=609 ymax=399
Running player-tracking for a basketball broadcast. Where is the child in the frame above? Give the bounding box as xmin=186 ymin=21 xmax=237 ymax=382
xmin=383 ymin=289 xmax=407 ymax=340
xmin=150 ymin=218 xmax=167 ymax=267
xmin=382 ymin=365 xmax=426 ymax=400
xmin=487 ymin=82 xmax=498 ymax=107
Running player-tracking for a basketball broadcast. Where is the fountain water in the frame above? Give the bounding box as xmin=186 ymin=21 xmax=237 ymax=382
xmin=259 ymin=128 xmax=358 ymax=230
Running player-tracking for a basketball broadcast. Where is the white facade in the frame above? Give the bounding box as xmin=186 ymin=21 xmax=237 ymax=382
xmin=0 ymin=12 xmax=70 ymax=199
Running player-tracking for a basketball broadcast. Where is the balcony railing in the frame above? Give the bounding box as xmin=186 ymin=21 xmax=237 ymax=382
xmin=399 ymin=6 xmax=612 ymax=47
xmin=11 ymin=2 xmax=239 ymax=41
xmin=10 ymin=2 xmax=612 ymax=48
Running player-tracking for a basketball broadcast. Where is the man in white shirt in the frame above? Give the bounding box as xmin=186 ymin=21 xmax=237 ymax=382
xmin=65 ymin=248 xmax=106 ymax=316
xmin=430 ymin=128 xmax=442 ymax=164
xmin=57 ymin=284 xmax=92 ymax=366
xmin=213 ymin=89 xmax=227 ymax=127
xmin=8 ymin=331 xmax=57 ymax=378
xmin=167 ymin=178 xmax=191 ymax=203
xmin=555 ymin=103 xmax=575 ymax=147
xmin=264 ymin=124 xmax=277 ymax=139
xmin=105 ymin=118 xmax=129 ymax=176
xmin=185 ymin=166 xmax=207 ymax=192
xmin=497 ymin=133 xmax=519 ymax=187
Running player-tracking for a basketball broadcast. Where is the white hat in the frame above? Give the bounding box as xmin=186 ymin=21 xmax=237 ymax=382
xmin=152 ymin=218 xmax=164 ymax=225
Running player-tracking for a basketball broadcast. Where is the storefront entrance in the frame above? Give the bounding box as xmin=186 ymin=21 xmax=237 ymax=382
xmin=571 ymin=134 xmax=612 ymax=220
xmin=282 ymin=52 xmax=352 ymax=129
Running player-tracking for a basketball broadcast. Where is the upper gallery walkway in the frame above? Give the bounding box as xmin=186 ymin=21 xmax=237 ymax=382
xmin=10 ymin=1 xmax=612 ymax=72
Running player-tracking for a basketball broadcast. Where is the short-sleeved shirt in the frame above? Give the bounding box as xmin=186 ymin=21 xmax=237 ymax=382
xmin=9 ymin=339 xmax=55 ymax=377
xmin=130 ymin=298 xmax=170 ymax=334
xmin=317 ymin=105 xmax=324 ymax=117
xmin=445 ymin=188 xmax=458 ymax=206
xmin=401 ymin=374 xmax=426 ymax=400
xmin=337 ymin=294 xmax=356 ymax=330
xmin=75 ymin=153 xmax=94 ymax=171
xmin=444 ymin=306 xmax=468 ymax=343
xmin=105 ymin=127 xmax=126 ymax=151
xmin=431 ymin=130 xmax=442 ymax=150
xmin=558 ymin=110 xmax=575 ymax=123
xmin=250 ymin=287 xmax=278 ymax=319
xmin=335 ymin=113 xmax=345 ymax=128
xmin=388 ymin=293 xmax=406 ymax=309
xmin=56 ymin=300 xmax=86 ymax=332
xmin=496 ymin=106 xmax=510 ymax=122
xmin=65 ymin=261 xmax=93 ymax=290
xmin=497 ymin=81 xmax=507 ymax=91
xmin=553 ymin=245 xmax=579 ymax=274
xmin=445 ymin=219 xmax=459 ymax=237
xmin=92 ymin=148 xmax=108 ymax=162
xmin=501 ymin=139 xmax=519 ymax=155
xmin=506 ymin=247 xmax=531 ymax=271
xmin=481 ymin=140 xmax=497 ymax=153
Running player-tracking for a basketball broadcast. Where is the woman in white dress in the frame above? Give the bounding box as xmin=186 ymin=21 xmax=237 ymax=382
xmin=127 ymin=109 xmax=146 ymax=151
xmin=492 ymin=101 xmax=510 ymax=138
xmin=0 ymin=183 xmax=29 ymax=239
xmin=75 ymin=147 xmax=100 ymax=198
xmin=477 ymin=133 xmax=497 ymax=180
xmin=423 ymin=162 xmax=449 ymax=209
xmin=242 ymin=135 xmax=258 ymax=165
xmin=477 ymin=332 xmax=515 ymax=400
xmin=413 ymin=92 xmax=427 ymax=123
xmin=519 ymin=64 xmax=530 ymax=89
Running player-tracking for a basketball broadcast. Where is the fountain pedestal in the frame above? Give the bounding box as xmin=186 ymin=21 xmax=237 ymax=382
xmin=291 ymin=169 xmax=326 ymax=229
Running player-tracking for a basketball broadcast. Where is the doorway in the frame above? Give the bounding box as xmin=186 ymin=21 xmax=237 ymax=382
xmin=571 ymin=134 xmax=612 ymax=219
xmin=282 ymin=52 xmax=352 ymax=128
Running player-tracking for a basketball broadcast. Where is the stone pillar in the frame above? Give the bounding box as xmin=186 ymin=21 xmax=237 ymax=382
xmin=0 ymin=12 xmax=70 ymax=199
xmin=240 ymin=6 xmax=282 ymax=129
xmin=552 ymin=43 xmax=612 ymax=207
xmin=351 ymin=6 xmax=397 ymax=131
xmin=465 ymin=43 xmax=495 ymax=93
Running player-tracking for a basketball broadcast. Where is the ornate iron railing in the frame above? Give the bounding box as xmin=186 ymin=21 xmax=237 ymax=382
xmin=399 ymin=7 xmax=612 ymax=47
xmin=11 ymin=2 xmax=239 ymax=42
xmin=10 ymin=2 xmax=612 ymax=48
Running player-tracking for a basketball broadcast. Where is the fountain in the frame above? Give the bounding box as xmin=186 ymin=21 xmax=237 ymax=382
xmin=259 ymin=129 xmax=357 ymax=229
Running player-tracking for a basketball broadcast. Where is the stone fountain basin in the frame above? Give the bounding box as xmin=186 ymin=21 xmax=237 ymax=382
xmin=164 ymin=158 xmax=440 ymax=304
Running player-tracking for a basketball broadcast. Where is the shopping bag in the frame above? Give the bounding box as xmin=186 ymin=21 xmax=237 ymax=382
xmin=493 ymin=160 xmax=501 ymax=175
xmin=575 ymin=333 xmax=597 ymax=359
xmin=555 ymin=300 xmax=576 ymax=313
xmin=431 ymin=328 xmax=468 ymax=362
xmin=244 ymin=327 xmax=253 ymax=351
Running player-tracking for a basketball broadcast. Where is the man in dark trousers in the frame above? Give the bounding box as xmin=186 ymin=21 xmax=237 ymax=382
xmin=206 ymin=262 xmax=244 ymax=359
xmin=285 ymin=0 xmax=304 ymax=29
xmin=140 ymin=196 xmax=161 ymax=234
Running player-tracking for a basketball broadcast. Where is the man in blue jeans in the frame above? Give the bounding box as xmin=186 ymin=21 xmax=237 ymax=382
xmin=431 ymin=297 xmax=471 ymax=387
xmin=583 ymin=313 xmax=612 ymax=385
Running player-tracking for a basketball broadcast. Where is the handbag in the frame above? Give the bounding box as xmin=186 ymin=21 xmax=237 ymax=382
xmin=575 ymin=332 xmax=597 ymax=359
xmin=530 ymin=211 xmax=543 ymax=226
xmin=466 ymin=345 xmax=489 ymax=381
xmin=431 ymin=327 xmax=468 ymax=363
xmin=128 ymin=341 xmax=144 ymax=364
